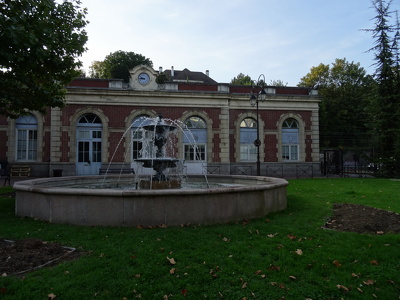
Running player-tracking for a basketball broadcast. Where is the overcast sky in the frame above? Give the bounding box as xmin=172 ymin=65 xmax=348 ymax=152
xmin=78 ymin=0 xmax=400 ymax=86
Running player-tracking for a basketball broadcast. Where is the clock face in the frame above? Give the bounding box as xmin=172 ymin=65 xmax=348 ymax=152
xmin=138 ymin=73 xmax=150 ymax=85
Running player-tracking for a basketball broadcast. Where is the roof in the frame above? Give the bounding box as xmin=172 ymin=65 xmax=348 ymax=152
xmin=164 ymin=68 xmax=217 ymax=84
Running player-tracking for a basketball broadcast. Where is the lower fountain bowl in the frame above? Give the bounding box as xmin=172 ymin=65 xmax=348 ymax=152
xmin=14 ymin=175 xmax=288 ymax=227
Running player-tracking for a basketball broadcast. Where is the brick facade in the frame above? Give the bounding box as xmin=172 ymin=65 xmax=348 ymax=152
xmin=0 ymin=66 xmax=320 ymax=177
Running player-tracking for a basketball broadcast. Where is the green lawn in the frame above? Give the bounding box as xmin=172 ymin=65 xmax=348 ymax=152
xmin=1 ymin=178 xmax=399 ymax=299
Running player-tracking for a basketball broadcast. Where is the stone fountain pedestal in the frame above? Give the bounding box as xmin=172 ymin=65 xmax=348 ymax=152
xmin=139 ymin=179 xmax=181 ymax=190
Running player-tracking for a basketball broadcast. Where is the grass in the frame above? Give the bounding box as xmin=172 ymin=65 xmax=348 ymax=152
xmin=1 ymin=178 xmax=399 ymax=299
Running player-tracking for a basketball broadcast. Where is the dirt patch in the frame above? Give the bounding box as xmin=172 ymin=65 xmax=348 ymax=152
xmin=324 ymin=203 xmax=400 ymax=234
xmin=0 ymin=238 xmax=82 ymax=276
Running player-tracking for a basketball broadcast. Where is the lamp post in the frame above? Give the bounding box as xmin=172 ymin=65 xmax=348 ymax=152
xmin=249 ymin=74 xmax=267 ymax=176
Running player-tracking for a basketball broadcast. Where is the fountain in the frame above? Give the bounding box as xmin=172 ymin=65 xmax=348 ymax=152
xmin=13 ymin=114 xmax=288 ymax=227
xmin=134 ymin=113 xmax=182 ymax=189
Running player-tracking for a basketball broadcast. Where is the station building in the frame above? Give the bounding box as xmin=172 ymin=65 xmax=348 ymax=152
xmin=0 ymin=65 xmax=321 ymax=178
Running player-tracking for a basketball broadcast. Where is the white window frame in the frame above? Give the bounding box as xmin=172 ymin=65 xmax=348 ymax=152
xmin=16 ymin=114 xmax=38 ymax=161
xmin=282 ymin=119 xmax=299 ymax=161
xmin=240 ymin=118 xmax=257 ymax=161
xmin=183 ymin=116 xmax=207 ymax=162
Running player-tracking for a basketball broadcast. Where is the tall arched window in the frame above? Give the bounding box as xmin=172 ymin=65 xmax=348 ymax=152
xmin=131 ymin=115 xmax=152 ymax=159
xmin=183 ymin=116 xmax=206 ymax=161
xmin=282 ymin=118 xmax=299 ymax=161
xmin=240 ymin=117 xmax=257 ymax=161
xmin=16 ymin=114 xmax=38 ymax=160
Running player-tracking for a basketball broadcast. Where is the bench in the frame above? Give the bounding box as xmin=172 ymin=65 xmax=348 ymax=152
xmin=10 ymin=166 xmax=31 ymax=177
xmin=99 ymin=168 xmax=134 ymax=175
xmin=0 ymin=169 xmax=10 ymax=186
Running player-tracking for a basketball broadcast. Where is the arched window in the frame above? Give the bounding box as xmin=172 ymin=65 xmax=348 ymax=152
xmin=240 ymin=117 xmax=257 ymax=161
xmin=282 ymin=118 xmax=299 ymax=161
xmin=131 ymin=115 xmax=152 ymax=159
xmin=16 ymin=114 xmax=38 ymax=160
xmin=183 ymin=116 xmax=206 ymax=161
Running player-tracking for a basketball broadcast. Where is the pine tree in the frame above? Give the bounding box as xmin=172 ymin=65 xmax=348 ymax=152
xmin=365 ymin=0 xmax=400 ymax=176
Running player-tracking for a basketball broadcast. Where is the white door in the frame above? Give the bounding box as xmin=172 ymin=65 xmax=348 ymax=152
xmin=76 ymin=129 xmax=102 ymax=175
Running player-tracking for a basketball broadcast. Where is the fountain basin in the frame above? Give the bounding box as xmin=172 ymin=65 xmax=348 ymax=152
xmin=14 ymin=175 xmax=288 ymax=227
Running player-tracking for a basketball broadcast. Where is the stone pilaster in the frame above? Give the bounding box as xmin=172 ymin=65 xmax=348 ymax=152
xmin=50 ymin=107 xmax=62 ymax=162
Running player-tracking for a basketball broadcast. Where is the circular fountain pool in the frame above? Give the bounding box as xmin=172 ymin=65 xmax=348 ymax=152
xmin=14 ymin=175 xmax=288 ymax=227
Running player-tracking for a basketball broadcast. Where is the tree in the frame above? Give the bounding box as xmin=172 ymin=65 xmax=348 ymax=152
xmin=88 ymin=60 xmax=105 ymax=78
xmin=91 ymin=51 xmax=153 ymax=83
xmin=364 ymin=0 xmax=400 ymax=175
xmin=269 ymin=80 xmax=288 ymax=87
xmin=230 ymin=73 xmax=253 ymax=85
xmin=0 ymin=0 xmax=88 ymax=118
xmin=299 ymin=58 xmax=374 ymax=149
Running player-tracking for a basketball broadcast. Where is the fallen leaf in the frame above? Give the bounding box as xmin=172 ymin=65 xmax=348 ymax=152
xmin=357 ymin=287 xmax=363 ymax=293
xmin=376 ymin=231 xmax=384 ymax=235
xmin=267 ymin=234 xmax=275 ymax=238
xmin=222 ymin=237 xmax=229 ymax=242
xmin=135 ymin=274 xmax=141 ymax=278
xmin=167 ymin=257 xmax=176 ymax=265
xmin=370 ymin=260 xmax=379 ymax=265
xmin=287 ymin=234 xmax=297 ymax=240
xmin=181 ymin=289 xmax=188 ymax=296
xmin=295 ymin=249 xmax=303 ymax=255
xmin=170 ymin=268 xmax=176 ymax=275
xmin=363 ymin=279 xmax=375 ymax=285
xmin=159 ymin=224 xmax=168 ymax=228
xmin=268 ymin=264 xmax=280 ymax=271
xmin=336 ymin=284 xmax=349 ymax=292
xmin=255 ymin=270 xmax=262 ymax=275
xmin=241 ymin=282 xmax=247 ymax=289
xmin=332 ymin=260 xmax=341 ymax=267
xmin=289 ymin=276 xmax=297 ymax=280
xmin=48 ymin=293 xmax=56 ymax=299
xmin=351 ymin=273 xmax=359 ymax=278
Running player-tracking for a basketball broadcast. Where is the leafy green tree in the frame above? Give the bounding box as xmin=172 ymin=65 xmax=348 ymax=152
xmin=364 ymin=0 xmax=400 ymax=175
xmin=88 ymin=60 xmax=105 ymax=78
xmin=92 ymin=51 xmax=153 ymax=83
xmin=0 ymin=0 xmax=88 ymax=118
xmin=269 ymin=80 xmax=288 ymax=87
xmin=299 ymin=58 xmax=374 ymax=149
xmin=230 ymin=73 xmax=253 ymax=85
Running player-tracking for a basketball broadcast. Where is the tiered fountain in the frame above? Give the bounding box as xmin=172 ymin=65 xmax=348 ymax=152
xmin=13 ymin=114 xmax=288 ymax=227
xmin=135 ymin=113 xmax=182 ymax=189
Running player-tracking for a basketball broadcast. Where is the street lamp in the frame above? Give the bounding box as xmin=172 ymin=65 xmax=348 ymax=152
xmin=249 ymin=74 xmax=267 ymax=176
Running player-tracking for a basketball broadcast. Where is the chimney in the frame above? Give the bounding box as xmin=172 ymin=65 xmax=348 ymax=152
xmin=206 ymin=70 xmax=209 ymax=77
xmin=159 ymin=66 xmax=163 ymax=73
xmin=171 ymin=66 xmax=174 ymax=77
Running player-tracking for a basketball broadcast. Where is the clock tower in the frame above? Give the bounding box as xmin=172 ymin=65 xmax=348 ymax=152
xmin=129 ymin=64 xmax=159 ymax=90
